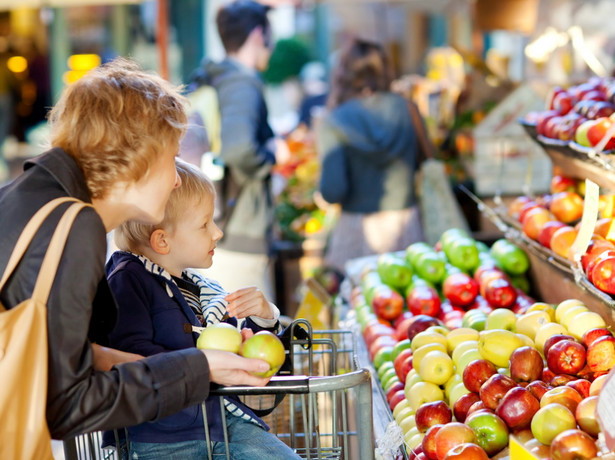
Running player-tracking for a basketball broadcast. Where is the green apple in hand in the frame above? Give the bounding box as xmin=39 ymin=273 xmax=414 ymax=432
xmin=240 ymin=331 xmax=286 ymax=378
xmin=196 ymin=323 xmax=242 ymax=353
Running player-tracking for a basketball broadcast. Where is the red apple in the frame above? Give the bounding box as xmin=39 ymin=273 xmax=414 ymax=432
xmin=443 ymin=273 xmax=479 ymax=308
xmin=550 ymin=192 xmax=585 ymax=223
xmin=581 ymin=239 xmax=615 ymax=273
xmin=551 ymin=175 xmax=578 ymax=194
xmin=406 ymin=315 xmax=445 ymax=341
xmin=371 ymin=286 xmax=404 ymax=321
xmin=508 ymin=196 xmax=533 ymax=221
xmin=509 ymin=346 xmax=544 ymax=383
xmin=422 ymin=424 xmax=444 ymax=460
xmin=495 ymin=386 xmax=540 ymax=430
xmin=586 ymin=334 xmax=615 ymax=373
xmin=566 ymin=379 xmax=591 ymax=399
xmin=464 ymin=411 xmax=509 ymax=456
xmin=407 ymin=285 xmax=442 ymax=317
xmin=552 ymin=92 xmax=575 ymax=115
xmin=388 ymin=389 xmax=407 ymax=412
xmin=550 ymin=429 xmax=598 ymax=460
xmin=443 ymin=443 xmax=488 ymax=460
xmin=541 ymin=386 xmax=583 ymax=413
xmin=415 ymin=400 xmax=453 ymax=433
xmin=527 ymin=380 xmax=551 ymax=401
xmin=479 ymin=374 xmax=518 ymax=410
xmin=575 ymin=396 xmax=600 ymax=436
xmin=538 ymin=220 xmax=568 ymax=248
xmin=550 ymin=374 xmax=579 ymax=387
xmin=462 ymin=359 xmax=498 ymax=394
xmin=467 ymin=401 xmax=492 ymax=417
xmin=543 ymin=334 xmax=577 ymax=357
xmin=522 ymin=207 xmax=555 ymax=241
xmin=588 ymin=252 xmax=615 ymax=292
xmin=537 ymin=110 xmax=562 ymax=135
xmin=547 ymin=339 xmax=587 ymax=375
xmin=453 ymin=392 xmax=481 ymax=423
xmin=581 ymin=327 xmax=612 ymax=347
xmin=550 ymin=226 xmax=579 ymax=260
xmin=239 ymin=331 xmax=286 ymax=377
xmin=482 ymin=277 xmax=517 ymax=309
xmin=587 ymin=116 xmax=615 ymax=149
xmin=394 ymin=349 xmax=414 ymax=383
xmin=386 ymin=381 xmax=405 ymax=404
xmin=434 ymin=422 xmax=478 ymax=460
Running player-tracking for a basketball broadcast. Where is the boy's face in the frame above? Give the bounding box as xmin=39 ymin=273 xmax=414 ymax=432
xmin=164 ymin=193 xmax=223 ymax=275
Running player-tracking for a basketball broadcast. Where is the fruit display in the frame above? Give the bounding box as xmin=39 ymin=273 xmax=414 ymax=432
xmin=504 ymin=177 xmax=615 ymax=297
xmin=524 ymin=77 xmax=615 ymax=151
xmin=273 ymin=126 xmax=328 ymax=243
xmin=347 ymin=228 xmax=613 ymax=460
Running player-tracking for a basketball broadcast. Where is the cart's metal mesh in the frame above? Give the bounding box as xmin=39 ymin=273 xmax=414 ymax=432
xmin=63 ymin=320 xmax=374 ymax=460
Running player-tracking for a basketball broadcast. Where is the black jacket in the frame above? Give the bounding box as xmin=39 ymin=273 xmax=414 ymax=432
xmin=0 ymin=148 xmax=210 ymax=439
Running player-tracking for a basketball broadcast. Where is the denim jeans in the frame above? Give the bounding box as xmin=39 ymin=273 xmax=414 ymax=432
xmin=129 ymin=415 xmax=301 ymax=459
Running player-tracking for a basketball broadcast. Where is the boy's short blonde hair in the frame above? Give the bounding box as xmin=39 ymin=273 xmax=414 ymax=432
xmin=114 ymin=159 xmax=216 ymax=253
xmin=48 ymin=57 xmax=188 ymax=199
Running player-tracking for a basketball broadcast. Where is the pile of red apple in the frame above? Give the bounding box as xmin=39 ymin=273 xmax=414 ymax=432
xmin=525 ymin=77 xmax=615 ymax=150
xmin=508 ymin=175 xmax=615 ymax=295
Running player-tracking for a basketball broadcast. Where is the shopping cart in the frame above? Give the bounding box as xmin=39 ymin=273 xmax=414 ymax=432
xmin=62 ymin=319 xmax=374 ymax=460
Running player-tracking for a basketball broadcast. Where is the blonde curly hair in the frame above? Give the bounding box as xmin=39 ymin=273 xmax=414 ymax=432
xmin=48 ymin=58 xmax=188 ymax=198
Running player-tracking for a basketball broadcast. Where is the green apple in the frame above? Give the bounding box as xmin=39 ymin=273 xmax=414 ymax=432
xmin=485 ymin=308 xmax=517 ymax=332
xmin=414 ymin=251 xmax=447 ymax=284
xmin=377 ymin=253 xmax=413 ymax=290
xmin=418 ymin=350 xmax=454 ymax=385
xmin=373 ymin=346 xmax=395 ymax=370
xmin=406 ymin=242 xmax=435 ymax=267
xmin=377 ymin=361 xmax=395 ymax=381
xmin=196 ymin=323 xmax=242 ymax=353
xmin=465 ymin=410 xmax=509 ymax=456
xmin=444 ymin=373 xmax=463 ymax=399
xmin=489 ymin=239 xmax=530 ymax=276
xmin=392 ymin=338 xmax=412 ymax=360
xmin=443 ymin=237 xmax=480 ymax=272
xmin=530 ymin=403 xmax=577 ymax=445
xmin=239 ymin=331 xmax=286 ymax=377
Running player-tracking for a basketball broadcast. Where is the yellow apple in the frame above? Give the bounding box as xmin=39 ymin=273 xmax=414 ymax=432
xmin=534 ymin=322 xmax=568 ymax=353
xmin=555 ymin=299 xmax=586 ymax=323
xmin=413 ymin=342 xmax=447 ymax=373
xmin=196 ymin=323 xmax=242 ymax=352
xmin=444 ymin=373 xmax=463 ymax=399
xmin=394 ymin=405 xmax=414 ymax=424
xmin=560 ymin=305 xmax=590 ymax=330
xmin=567 ymin=311 xmax=606 ymax=340
xmin=451 ymin=340 xmax=479 ymax=364
xmin=516 ymin=310 xmax=551 ymax=340
xmin=404 ymin=426 xmax=421 ymax=444
xmin=406 ymin=431 xmax=425 ymax=450
xmin=425 ymin=325 xmax=450 ymax=337
xmin=411 ymin=331 xmax=448 ymax=351
xmin=448 ymin=381 xmax=471 ymax=408
xmin=526 ymin=302 xmax=556 ymax=321
xmin=590 ymin=374 xmax=607 ymax=396
xmin=398 ymin=414 xmax=417 ymax=434
xmin=404 ymin=372 xmax=423 ymax=399
xmin=418 ymin=350 xmax=454 ymax=385
xmin=485 ymin=308 xmax=517 ymax=331
xmin=517 ymin=333 xmax=535 ymax=348
xmin=446 ymin=328 xmax=480 ymax=353
xmin=407 ymin=381 xmax=444 ymax=411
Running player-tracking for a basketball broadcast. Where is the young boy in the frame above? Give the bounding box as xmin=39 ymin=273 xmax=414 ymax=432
xmin=106 ymin=160 xmax=301 ymax=459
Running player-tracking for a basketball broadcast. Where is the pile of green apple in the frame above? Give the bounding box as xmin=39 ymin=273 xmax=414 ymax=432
xmin=362 ymin=297 xmax=612 ymax=460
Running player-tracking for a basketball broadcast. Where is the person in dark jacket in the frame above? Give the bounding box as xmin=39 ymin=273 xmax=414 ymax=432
xmin=316 ymin=37 xmax=424 ymax=271
xmin=0 ymin=58 xmax=271 ymax=441
xmin=106 ymin=160 xmax=300 ymax=459
xmin=183 ymin=0 xmax=289 ymax=301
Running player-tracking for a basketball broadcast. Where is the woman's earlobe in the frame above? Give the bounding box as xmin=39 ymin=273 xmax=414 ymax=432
xmin=150 ymin=229 xmax=170 ymax=255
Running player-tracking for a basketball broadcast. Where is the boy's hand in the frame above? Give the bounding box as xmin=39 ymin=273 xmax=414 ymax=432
xmin=225 ymin=287 xmax=274 ymax=320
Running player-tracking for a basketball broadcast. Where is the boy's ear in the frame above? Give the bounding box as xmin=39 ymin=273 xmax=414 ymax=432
xmin=150 ymin=229 xmax=170 ymax=255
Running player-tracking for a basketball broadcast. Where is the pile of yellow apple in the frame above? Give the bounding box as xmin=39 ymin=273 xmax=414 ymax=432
xmin=366 ymin=298 xmax=613 ymax=460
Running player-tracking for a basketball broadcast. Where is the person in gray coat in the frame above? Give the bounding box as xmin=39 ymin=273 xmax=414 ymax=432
xmin=317 ymin=37 xmax=424 ymax=271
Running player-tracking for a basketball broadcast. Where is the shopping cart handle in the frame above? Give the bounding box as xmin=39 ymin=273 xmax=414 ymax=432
xmin=210 ymin=375 xmax=310 ymax=396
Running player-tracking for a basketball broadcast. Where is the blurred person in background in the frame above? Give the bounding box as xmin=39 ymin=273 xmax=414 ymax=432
xmin=316 ymin=37 xmax=423 ymax=272
xmin=183 ymin=0 xmax=289 ymax=301
xmin=297 ymin=61 xmax=328 ymax=129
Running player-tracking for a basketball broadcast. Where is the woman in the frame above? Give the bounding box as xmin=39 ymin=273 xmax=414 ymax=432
xmin=317 ymin=37 xmax=423 ymax=271
xmin=0 ymin=58 xmax=271 ymax=441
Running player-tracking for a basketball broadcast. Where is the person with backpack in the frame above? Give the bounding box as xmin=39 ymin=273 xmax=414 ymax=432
xmin=180 ymin=0 xmax=288 ymax=302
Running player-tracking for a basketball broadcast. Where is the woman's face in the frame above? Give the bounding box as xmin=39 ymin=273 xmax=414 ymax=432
xmin=122 ymin=148 xmax=181 ymax=225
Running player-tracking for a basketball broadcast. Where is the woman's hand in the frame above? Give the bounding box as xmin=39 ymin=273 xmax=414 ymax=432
xmin=225 ymin=287 xmax=274 ymax=320
xmin=92 ymin=343 xmax=144 ymax=371
xmin=202 ymin=349 xmax=270 ymax=387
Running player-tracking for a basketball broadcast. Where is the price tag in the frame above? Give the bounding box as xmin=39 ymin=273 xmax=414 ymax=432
xmin=570 ymin=179 xmax=600 ymax=266
xmin=597 ymin=366 xmax=615 ymax=450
